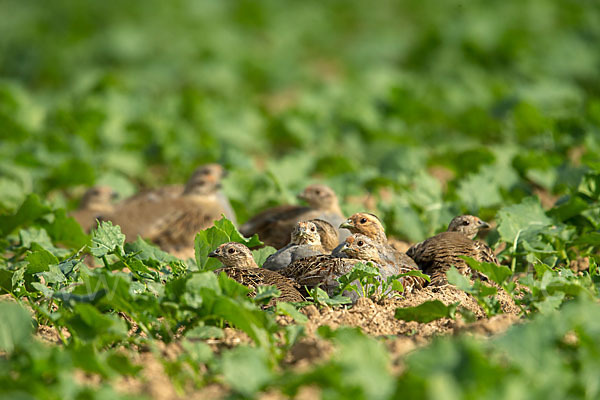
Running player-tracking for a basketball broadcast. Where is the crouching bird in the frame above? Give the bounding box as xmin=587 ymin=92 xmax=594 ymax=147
xmin=208 ymin=242 xmax=305 ymax=304
xmin=280 ymin=234 xmax=426 ymax=300
xmin=406 ymin=215 xmax=497 ymax=287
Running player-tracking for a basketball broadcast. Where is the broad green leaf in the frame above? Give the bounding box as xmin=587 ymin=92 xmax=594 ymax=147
xmin=40 ymin=209 xmax=90 ymax=248
xmin=0 ymin=194 xmax=51 ymax=237
xmin=90 ymin=221 xmax=125 ymax=258
xmin=461 ymin=256 xmax=512 ymax=285
xmin=0 ymin=270 xmax=14 ymax=294
xmin=195 ymin=217 xmax=263 ymax=271
xmin=222 ymin=346 xmax=273 ymax=397
xmin=496 ymin=197 xmax=553 ymax=244
xmin=185 ymin=325 xmax=224 ymax=340
xmin=25 ymin=244 xmax=59 ymax=274
xmin=253 ymin=246 xmax=277 ymax=266
xmin=395 ymin=300 xmax=458 ymax=323
xmin=277 ymin=302 xmax=308 ymax=323
xmin=0 ymin=301 xmax=32 ymax=352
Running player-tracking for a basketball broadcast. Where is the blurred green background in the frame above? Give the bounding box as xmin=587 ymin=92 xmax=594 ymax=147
xmin=1 ymin=0 xmax=599 ymax=242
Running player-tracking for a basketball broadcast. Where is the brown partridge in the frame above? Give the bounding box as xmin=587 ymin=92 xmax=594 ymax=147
xmin=263 ymin=221 xmax=326 ymax=271
xmin=239 ymin=184 xmax=348 ymax=249
xmin=406 ymin=215 xmax=497 ymax=287
xmin=121 ymin=163 xmax=237 ymax=225
xmin=336 ymin=212 xmax=416 ymax=269
xmin=69 ymin=186 xmax=118 ymax=232
xmin=103 ymin=173 xmax=225 ymax=258
xmin=281 ymin=234 xmax=426 ymax=298
xmin=208 ymin=242 xmax=305 ymax=303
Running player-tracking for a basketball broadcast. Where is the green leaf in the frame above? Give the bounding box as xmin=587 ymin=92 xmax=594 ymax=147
xmin=277 ymin=302 xmax=308 ymax=323
xmin=254 ymin=285 xmax=281 ymax=304
xmin=460 ymin=256 xmax=512 ymax=285
xmin=496 ymin=197 xmax=553 ymax=244
xmin=222 ymin=346 xmax=273 ymax=397
xmin=194 ymin=216 xmax=263 ymax=271
xmin=0 ymin=301 xmax=32 ymax=352
xmin=90 ymin=221 xmax=125 ymax=258
xmin=253 ymin=246 xmax=277 ymax=266
xmin=0 ymin=270 xmax=14 ymax=294
xmin=25 ymin=244 xmax=59 ymax=274
xmin=0 ymin=194 xmax=51 ymax=237
xmin=395 ymin=300 xmax=458 ymax=323
xmin=41 ymin=209 xmax=90 ymax=248
xmin=185 ymin=325 xmax=224 ymax=340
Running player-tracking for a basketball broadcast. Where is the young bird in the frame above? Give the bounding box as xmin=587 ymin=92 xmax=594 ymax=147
xmin=406 ymin=215 xmax=497 ymax=287
xmin=335 ymin=212 xmax=418 ymax=269
xmin=262 ymin=221 xmax=326 ymax=271
xmin=281 ymin=234 xmax=425 ymax=298
xmin=208 ymin=242 xmax=305 ymax=303
xmin=69 ymin=186 xmax=118 ymax=232
xmin=239 ymin=184 xmax=348 ymax=249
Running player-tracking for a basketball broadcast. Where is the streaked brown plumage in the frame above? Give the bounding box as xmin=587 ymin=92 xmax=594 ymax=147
xmin=336 ymin=213 xmax=415 ymax=268
xmin=69 ymin=186 xmax=118 ymax=232
xmin=208 ymin=242 xmax=304 ymax=303
xmin=281 ymin=234 xmax=426 ymax=298
xmin=239 ymin=184 xmax=347 ymax=249
xmin=406 ymin=215 xmax=497 ymax=287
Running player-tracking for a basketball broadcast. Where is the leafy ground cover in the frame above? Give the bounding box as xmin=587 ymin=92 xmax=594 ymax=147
xmin=1 ymin=0 xmax=600 ymax=399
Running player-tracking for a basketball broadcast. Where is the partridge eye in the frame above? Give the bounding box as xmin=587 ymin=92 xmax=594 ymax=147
xmin=357 ymin=240 xmax=364 ymax=246
xmin=360 ymin=218 xmax=367 ymax=224
xmin=315 ymin=190 xmax=321 ymax=195
xmin=461 ymin=220 xmax=470 ymax=226
xmin=310 ymin=227 xmax=316 ymax=232
xmin=228 ymin=248 xmax=235 ymax=254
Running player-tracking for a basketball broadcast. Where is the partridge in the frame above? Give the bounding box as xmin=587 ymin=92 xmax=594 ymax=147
xmin=406 ymin=215 xmax=497 ymax=287
xmin=103 ymin=173 xmax=225 ymax=257
xmin=208 ymin=242 xmax=305 ymax=303
xmin=239 ymin=184 xmax=348 ymax=249
xmin=335 ymin=213 xmax=416 ymax=268
xmin=281 ymin=234 xmax=426 ymax=298
xmin=121 ymin=163 xmax=237 ymax=224
xmin=69 ymin=186 xmax=118 ymax=232
xmin=263 ymin=221 xmax=326 ymax=271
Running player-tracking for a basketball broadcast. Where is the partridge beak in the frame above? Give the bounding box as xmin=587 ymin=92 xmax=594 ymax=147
xmin=296 ymin=192 xmax=307 ymax=201
xmin=208 ymin=250 xmax=218 ymax=258
xmin=339 ymin=220 xmax=353 ymax=230
xmin=478 ymin=220 xmax=490 ymax=229
xmin=340 ymin=243 xmax=350 ymax=254
xmin=110 ymin=191 xmax=119 ymax=200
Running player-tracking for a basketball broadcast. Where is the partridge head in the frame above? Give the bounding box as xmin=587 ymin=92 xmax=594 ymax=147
xmin=447 ymin=215 xmax=490 ymax=240
xmin=297 ymin=184 xmax=342 ymax=213
xmin=290 ymin=221 xmax=321 ymax=246
xmin=208 ymin=242 xmax=258 ymax=269
xmin=339 ymin=213 xmax=387 ymax=243
xmin=340 ymin=234 xmax=383 ymax=263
